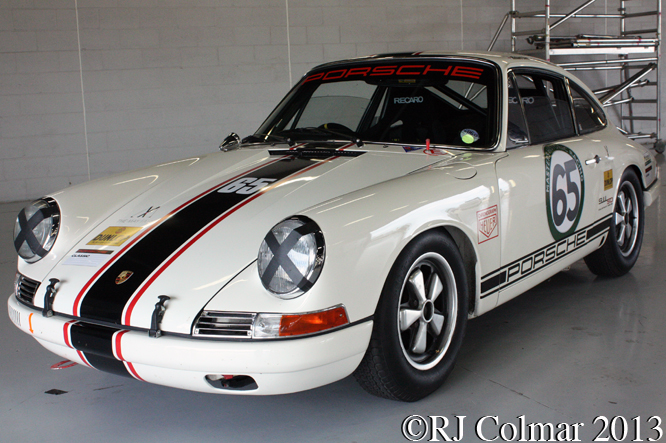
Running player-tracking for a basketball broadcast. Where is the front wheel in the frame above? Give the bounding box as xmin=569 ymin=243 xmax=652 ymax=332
xmin=584 ymin=168 xmax=645 ymax=277
xmin=354 ymin=231 xmax=468 ymax=401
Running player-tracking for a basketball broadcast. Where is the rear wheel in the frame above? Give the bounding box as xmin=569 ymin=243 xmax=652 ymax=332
xmin=584 ymin=168 xmax=644 ymax=276
xmin=354 ymin=231 xmax=468 ymax=401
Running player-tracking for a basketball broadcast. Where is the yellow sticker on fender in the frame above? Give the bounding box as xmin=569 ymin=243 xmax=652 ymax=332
xmin=603 ymin=170 xmax=613 ymax=191
xmin=87 ymin=226 xmax=142 ymax=246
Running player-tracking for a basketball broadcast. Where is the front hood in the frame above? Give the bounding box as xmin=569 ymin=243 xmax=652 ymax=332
xmin=27 ymin=142 xmax=461 ymax=333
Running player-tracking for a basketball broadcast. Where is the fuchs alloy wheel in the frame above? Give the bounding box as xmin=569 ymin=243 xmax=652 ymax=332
xmin=397 ymin=252 xmax=458 ymax=370
xmin=584 ymin=168 xmax=645 ymax=277
xmin=354 ymin=231 xmax=468 ymax=401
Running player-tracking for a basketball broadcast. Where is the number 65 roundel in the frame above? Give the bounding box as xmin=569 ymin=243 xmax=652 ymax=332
xmin=544 ymin=144 xmax=585 ymax=241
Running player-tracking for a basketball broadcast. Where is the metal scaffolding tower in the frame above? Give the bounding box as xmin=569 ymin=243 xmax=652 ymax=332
xmin=493 ymin=0 xmax=663 ymax=151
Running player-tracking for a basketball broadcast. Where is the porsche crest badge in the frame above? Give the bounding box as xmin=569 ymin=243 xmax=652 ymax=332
xmin=115 ymin=271 xmax=133 ymax=285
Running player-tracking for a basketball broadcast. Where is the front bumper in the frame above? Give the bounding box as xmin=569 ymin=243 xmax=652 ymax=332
xmin=8 ymin=295 xmax=372 ymax=395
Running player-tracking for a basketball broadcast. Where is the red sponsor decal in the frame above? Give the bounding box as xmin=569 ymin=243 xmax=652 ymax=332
xmin=451 ymin=66 xmax=485 ymax=79
xmin=303 ymin=64 xmax=484 ymax=83
xmin=477 ymin=205 xmax=499 ymax=244
xmin=76 ymin=249 xmax=113 ymax=255
xmin=345 ymin=67 xmax=372 ymax=77
xmin=396 ymin=65 xmax=425 ymax=75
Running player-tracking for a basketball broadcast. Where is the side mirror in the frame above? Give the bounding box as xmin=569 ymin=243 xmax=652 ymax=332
xmin=220 ymin=132 xmax=241 ymax=152
xmin=507 ymin=124 xmax=529 ymax=145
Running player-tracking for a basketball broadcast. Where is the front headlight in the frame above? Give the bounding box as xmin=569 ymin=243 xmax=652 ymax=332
xmin=13 ymin=198 xmax=60 ymax=263
xmin=257 ymin=216 xmax=325 ymax=299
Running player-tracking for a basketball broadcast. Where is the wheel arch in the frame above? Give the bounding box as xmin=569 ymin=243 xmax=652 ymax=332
xmin=411 ymin=224 xmax=479 ymax=316
xmin=625 ymin=163 xmax=646 ymax=190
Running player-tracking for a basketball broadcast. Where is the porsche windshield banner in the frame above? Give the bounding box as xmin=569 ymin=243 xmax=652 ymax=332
xmin=301 ymin=60 xmax=495 ymax=85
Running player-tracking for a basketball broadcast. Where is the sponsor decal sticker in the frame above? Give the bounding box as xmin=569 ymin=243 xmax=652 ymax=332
xmin=87 ymin=227 xmax=142 ymax=246
xmin=508 ymin=96 xmax=535 ymax=105
xmin=480 ymin=216 xmax=611 ymax=297
xmin=544 ymin=144 xmax=585 ymax=241
xmin=402 ymin=145 xmax=423 ymax=152
xmin=460 ymin=128 xmax=480 ymax=144
xmin=64 ymin=249 xmax=113 ymax=267
xmin=477 ymin=206 xmax=499 ymax=244
xmin=135 ymin=206 xmax=160 ymax=218
xmin=394 ymin=96 xmax=424 ymax=104
xmin=598 ymin=195 xmax=614 ymax=211
xmin=116 ymin=206 xmax=161 ymax=225
xmin=644 ymin=153 xmax=656 ymax=184
xmin=115 ymin=271 xmax=133 ymax=285
xmin=603 ymin=169 xmax=613 ymax=191
xmin=644 ymin=153 xmax=652 ymax=167
xmin=217 ymin=177 xmax=277 ymax=195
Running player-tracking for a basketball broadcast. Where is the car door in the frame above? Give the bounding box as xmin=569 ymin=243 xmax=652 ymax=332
xmin=482 ymin=69 xmax=609 ymax=307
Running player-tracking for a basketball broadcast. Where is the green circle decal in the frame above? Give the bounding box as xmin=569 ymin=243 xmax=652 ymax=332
xmin=544 ymin=144 xmax=585 ymax=241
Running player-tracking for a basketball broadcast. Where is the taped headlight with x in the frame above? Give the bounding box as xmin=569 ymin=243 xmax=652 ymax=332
xmin=257 ymin=217 xmax=325 ymax=299
xmin=14 ymin=199 xmax=60 ymax=263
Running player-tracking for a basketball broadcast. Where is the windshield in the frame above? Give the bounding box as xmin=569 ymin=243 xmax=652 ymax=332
xmin=255 ymin=59 xmax=499 ymax=149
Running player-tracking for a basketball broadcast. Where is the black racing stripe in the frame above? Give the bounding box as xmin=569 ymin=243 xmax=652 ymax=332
xmin=83 ymin=354 xmax=132 ymax=378
xmin=586 ymin=217 xmax=611 ymax=239
xmin=79 ymin=157 xmax=317 ymax=324
xmin=480 ymin=270 xmax=506 ymax=295
xmin=70 ymin=322 xmax=117 ymax=358
xmin=70 ymin=322 xmax=131 ymax=378
xmin=480 ymin=215 xmax=612 ymax=297
xmin=480 ymin=215 xmax=612 ymax=281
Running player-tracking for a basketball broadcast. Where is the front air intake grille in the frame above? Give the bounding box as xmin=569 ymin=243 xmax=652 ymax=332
xmin=193 ymin=311 xmax=255 ymax=338
xmin=15 ymin=273 xmax=40 ymax=306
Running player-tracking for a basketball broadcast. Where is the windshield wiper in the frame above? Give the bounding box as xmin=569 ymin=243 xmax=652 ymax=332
xmin=290 ymin=127 xmax=364 ymax=147
xmin=269 ymin=147 xmax=366 ymax=158
xmin=244 ymin=133 xmax=295 ymax=146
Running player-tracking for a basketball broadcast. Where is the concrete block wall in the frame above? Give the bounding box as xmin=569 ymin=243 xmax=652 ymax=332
xmin=0 ymin=0 xmax=662 ymax=202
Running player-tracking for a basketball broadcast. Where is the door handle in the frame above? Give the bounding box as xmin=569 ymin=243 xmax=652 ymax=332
xmin=585 ymin=155 xmax=601 ymax=165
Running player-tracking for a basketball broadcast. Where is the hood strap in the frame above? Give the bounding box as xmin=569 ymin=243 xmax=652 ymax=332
xmin=149 ymin=295 xmax=170 ymax=338
xmin=42 ymin=278 xmax=60 ymax=318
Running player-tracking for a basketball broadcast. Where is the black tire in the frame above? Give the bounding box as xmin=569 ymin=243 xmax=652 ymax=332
xmin=353 ymin=231 xmax=468 ymax=401
xmin=584 ymin=168 xmax=644 ymax=277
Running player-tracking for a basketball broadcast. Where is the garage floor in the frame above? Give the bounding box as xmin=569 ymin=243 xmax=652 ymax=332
xmin=1 ymin=155 xmax=665 ymax=443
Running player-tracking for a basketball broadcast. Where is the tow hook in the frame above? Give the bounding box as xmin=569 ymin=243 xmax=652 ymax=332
xmin=149 ymin=295 xmax=170 ymax=338
xmin=42 ymin=278 xmax=60 ymax=317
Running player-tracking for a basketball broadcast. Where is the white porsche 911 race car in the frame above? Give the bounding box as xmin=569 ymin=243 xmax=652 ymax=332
xmin=8 ymin=51 xmax=659 ymax=401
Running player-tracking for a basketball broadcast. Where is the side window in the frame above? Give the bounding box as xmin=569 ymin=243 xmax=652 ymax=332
xmin=514 ymin=72 xmax=576 ymax=144
xmin=507 ymin=74 xmax=529 ymax=148
xmin=568 ymin=81 xmax=606 ymax=134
